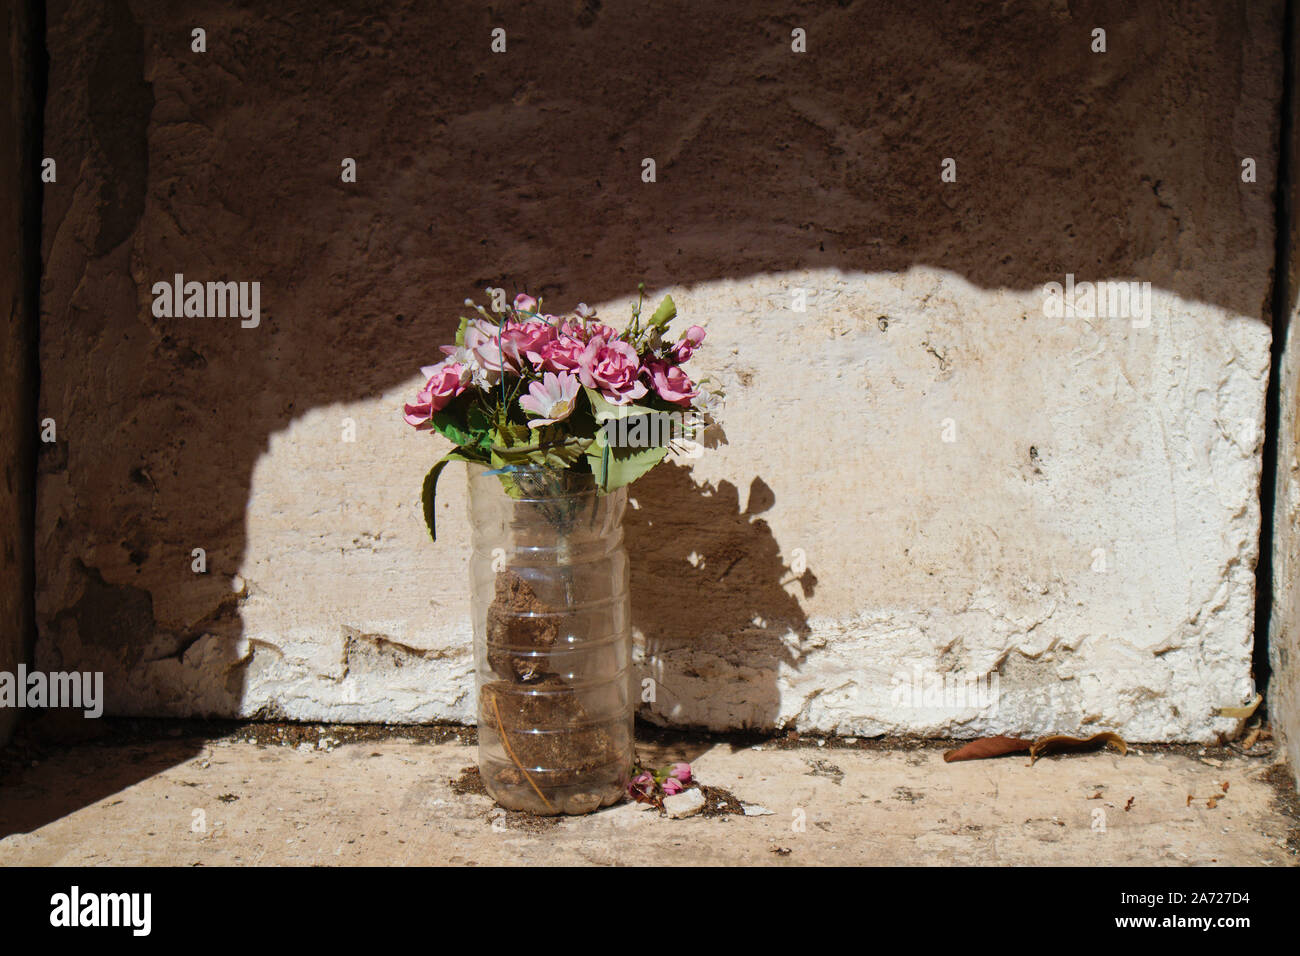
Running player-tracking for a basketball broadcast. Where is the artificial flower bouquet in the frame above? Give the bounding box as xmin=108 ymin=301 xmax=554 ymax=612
xmin=401 ymin=287 xmax=719 ymax=814
xmin=405 ymin=287 xmax=720 ymax=537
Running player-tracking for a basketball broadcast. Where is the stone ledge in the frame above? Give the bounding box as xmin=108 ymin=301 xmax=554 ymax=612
xmin=0 ymin=728 xmax=1295 ymax=866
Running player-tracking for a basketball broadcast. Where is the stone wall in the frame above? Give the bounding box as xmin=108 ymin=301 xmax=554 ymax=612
xmin=1 ymin=0 xmax=38 ymax=747
xmin=36 ymin=0 xmax=1283 ymax=740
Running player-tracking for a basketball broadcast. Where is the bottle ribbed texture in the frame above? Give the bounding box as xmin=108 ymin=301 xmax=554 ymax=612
xmin=468 ymin=463 xmax=633 ymax=814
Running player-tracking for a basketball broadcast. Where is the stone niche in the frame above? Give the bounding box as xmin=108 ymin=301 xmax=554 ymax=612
xmin=35 ymin=0 xmax=1284 ymax=741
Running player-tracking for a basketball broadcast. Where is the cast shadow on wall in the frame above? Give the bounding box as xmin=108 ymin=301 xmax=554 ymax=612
xmin=623 ymin=464 xmax=817 ymax=733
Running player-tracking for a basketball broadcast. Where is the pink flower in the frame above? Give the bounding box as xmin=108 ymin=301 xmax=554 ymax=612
xmin=403 ymin=361 xmax=467 ymax=426
xmin=583 ymin=322 xmax=620 ymax=343
xmin=672 ymin=325 xmax=707 ymax=362
xmin=518 ymin=371 xmax=580 ymax=427
xmin=668 ymin=762 xmax=692 ymax=784
xmin=513 ymin=293 xmax=538 ymax=313
xmin=578 ymin=336 xmax=647 ymax=405
xmin=643 ymin=360 xmax=698 ymax=407
xmin=662 ymin=777 xmax=684 ymax=796
xmin=628 ymin=770 xmax=656 ymax=799
xmin=500 ymin=319 xmax=554 ymax=371
xmin=464 ymin=321 xmax=507 ymax=378
xmin=536 ymin=326 xmax=588 ymax=373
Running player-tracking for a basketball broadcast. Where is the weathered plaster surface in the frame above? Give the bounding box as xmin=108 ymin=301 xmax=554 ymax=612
xmin=36 ymin=1 xmax=1281 ymax=740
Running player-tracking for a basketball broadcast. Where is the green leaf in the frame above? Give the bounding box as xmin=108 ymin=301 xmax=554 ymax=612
xmin=488 ymin=421 xmax=536 ymax=495
xmin=454 ymin=316 xmax=470 ymax=347
xmin=429 ymin=407 xmax=476 ymax=448
xmin=490 ymin=420 xmax=532 ymax=449
xmin=465 ymin=404 xmax=493 ymax=450
xmin=581 ymin=386 xmax=675 ymax=490
xmin=649 ymin=295 xmax=676 ymax=329
xmin=531 ymin=426 xmax=592 ymax=470
xmin=421 ymin=450 xmax=473 ymax=541
xmin=583 ymin=386 xmax=659 ymax=424
xmin=490 ymin=426 xmax=591 ymax=470
xmin=586 ymin=440 xmax=668 ymax=493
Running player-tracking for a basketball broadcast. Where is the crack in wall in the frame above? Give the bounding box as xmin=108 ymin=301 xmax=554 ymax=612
xmin=1258 ymin=0 xmax=1298 ymax=707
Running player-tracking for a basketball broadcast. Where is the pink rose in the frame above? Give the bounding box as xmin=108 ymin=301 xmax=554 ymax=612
xmin=644 ymin=360 xmax=698 ymax=407
xmin=662 ymin=777 xmax=684 ymax=796
xmin=583 ymin=322 xmax=620 ymax=343
xmin=513 ymin=293 xmax=538 ymax=313
xmin=500 ymin=319 xmax=554 ymax=370
xmin=536 ymin=323 xmax=588 ymax=373
xmin=578 ymin=336 xmax=648 ymax=405
xmin=672 ymin=325 xmax=707 ymax=362
xmin=403 ymin=362 xmax=467 ymax=426
xmin=668 ymin=762 xmax=692 ymax=784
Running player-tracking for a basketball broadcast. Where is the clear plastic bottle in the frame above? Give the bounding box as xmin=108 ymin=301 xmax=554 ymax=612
xmin=467 ymin=462 xmax=633 ymax=814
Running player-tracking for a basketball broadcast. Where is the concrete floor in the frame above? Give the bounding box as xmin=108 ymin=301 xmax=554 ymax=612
xmin=0 ymin=726 xmax=1296 ymax=866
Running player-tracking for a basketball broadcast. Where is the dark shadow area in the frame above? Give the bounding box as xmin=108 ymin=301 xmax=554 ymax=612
xmin=16 ymin=0 xmax=1288 ymax=832
xmin=0 ymin=715 xmax=203 ymax=839
xmin=17 ymin=0 xmax=44 ymax=678
xmin=624 ymin=463 xmax=816 ymax=730
xmin=0 ymin=740 xmax=201 ymax=839
xmin=0 ymin=0 xmax=47 ymax=756
xmin=0 ymin=717 xmax=476 ymax=838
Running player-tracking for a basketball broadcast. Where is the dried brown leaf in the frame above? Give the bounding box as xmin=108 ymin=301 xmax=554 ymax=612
xmin=1029 ymin=732 xmax=1127 ymax=764
xmin=942 ymin=736 xmax=1032 ymax=763
xmin=1215 ymin=693 xmax=1262 ymax=719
